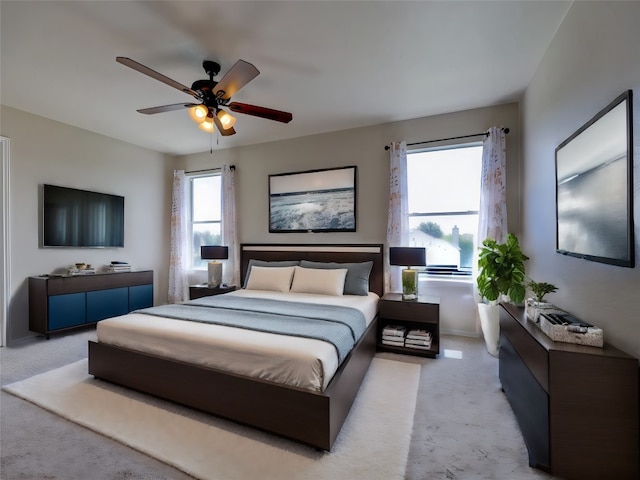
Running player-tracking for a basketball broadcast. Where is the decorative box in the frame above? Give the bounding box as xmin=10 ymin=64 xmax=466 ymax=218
xmin=538 ymin=311 xmax=604 ymax=348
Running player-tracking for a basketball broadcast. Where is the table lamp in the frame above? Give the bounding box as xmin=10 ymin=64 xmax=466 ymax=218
xmin=200 ymin=246 xmax=229 ymax=288
xmin=389 ymin=247 xmax=426 ymax=300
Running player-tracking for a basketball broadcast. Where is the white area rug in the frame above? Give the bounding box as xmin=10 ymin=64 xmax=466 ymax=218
xmin=4 ymin=357 xmax=419 ymax=480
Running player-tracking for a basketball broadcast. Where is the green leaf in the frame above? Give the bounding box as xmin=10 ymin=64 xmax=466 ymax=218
xmin=476 ymin=233 xmax=528 ymax=303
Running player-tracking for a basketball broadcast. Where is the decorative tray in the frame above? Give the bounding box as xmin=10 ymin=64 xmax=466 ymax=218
xmin=537 ymin=309 xmax=603 ymax=348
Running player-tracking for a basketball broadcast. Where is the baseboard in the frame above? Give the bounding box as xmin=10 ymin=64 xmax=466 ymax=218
xmin=441 ymin=329 xmax=481 ymax=338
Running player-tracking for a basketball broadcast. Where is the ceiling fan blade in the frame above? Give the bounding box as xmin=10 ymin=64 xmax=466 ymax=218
xmin=214 ymin=60 xmax=260 ymax=100
xmin=212 ymin=114 xmax=236 ymax=136
xmin=116 ymin=57 xmax=200 ymax=99
xmin=228 ymin=102 xmax=293 ymax=123
xmin=137 ymin=103 xmax=201 ymax=115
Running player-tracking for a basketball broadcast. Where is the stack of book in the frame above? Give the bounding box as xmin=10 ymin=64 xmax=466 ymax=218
xmin=106 ymin=261 xmax=131 ymax=273
xmin=381 ymin=325 xmax=406 ymax=347
xmin=68 ymin=267 xmax=96 ymax=275
xmin=404 ymin=329 xmax=432 ymax=351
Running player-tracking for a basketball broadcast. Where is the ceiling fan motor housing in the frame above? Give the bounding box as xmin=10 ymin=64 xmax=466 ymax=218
xmin=192 ymin=61 xmax=223 ymax=108
xmin=203 ymin=60 xmax=220 ymax=77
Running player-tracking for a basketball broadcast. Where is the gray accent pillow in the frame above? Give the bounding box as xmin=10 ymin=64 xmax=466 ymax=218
xmin=299 ymin=260 xmax=373 ymax=296
xmin=243 ymin=260 xmax=300 ymax=288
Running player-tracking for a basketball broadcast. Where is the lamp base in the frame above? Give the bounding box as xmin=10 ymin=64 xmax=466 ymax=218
xmin=207 ymin=261 xmax=222 ymax=288
xmin=401 ymin=268 xmax=418 ymax=300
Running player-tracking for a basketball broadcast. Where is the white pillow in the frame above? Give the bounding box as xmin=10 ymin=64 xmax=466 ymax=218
xmin=245 ymin=266 xmax=295 ymax=292
xmin=290 ymin=266 xmax=348 ymax=296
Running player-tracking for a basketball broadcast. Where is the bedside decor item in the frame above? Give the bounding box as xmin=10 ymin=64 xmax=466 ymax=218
xmin=201 ymin=246 xmax=228 ymax=288
xmin=269 ymin=166 xmax=357 ymax=233
xmin=476 ymin=233 xmax=529 ymax=356
xmin=389 ymin=247 xmax=426 ymax=300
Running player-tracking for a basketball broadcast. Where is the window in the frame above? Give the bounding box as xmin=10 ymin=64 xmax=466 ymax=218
xmin=407 ymin=144 xmax=482 ymax=275
xmin=189 ymin=173 xmax=222 ymax=269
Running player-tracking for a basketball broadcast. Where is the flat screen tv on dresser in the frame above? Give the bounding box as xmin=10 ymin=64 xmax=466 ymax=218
xmin=42 ymin=184 xmax=125 ymax=248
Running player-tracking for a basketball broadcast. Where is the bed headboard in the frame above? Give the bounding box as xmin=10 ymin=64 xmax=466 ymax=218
xmin=240 ymin=244 xmax=384 ymax=297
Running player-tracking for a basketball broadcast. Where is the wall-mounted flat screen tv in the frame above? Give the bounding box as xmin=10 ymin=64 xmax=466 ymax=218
xmin=42 ymin=184 xmax=125 ymax=248
xmin=555 ymin=90 xmax=634 ymax=267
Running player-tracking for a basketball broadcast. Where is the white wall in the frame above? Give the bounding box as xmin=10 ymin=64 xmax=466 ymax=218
xmin=522 ymin=2 xmax=640 ymax=358
xmin=175 ymin=103 xmax=520 ymax=336
xmin=1 ymin=106 xmax=173 ymax=343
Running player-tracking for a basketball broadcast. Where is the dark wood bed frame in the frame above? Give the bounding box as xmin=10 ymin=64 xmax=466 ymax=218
xmin=88 ymin=243 xmax=384 ymax=451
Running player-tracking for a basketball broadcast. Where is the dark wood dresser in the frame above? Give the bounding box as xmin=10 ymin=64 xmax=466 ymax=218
xmin=499 ymin=303 xmax=639 ymax=480
xmin=29 ymin=271 xmax=153 ymax=338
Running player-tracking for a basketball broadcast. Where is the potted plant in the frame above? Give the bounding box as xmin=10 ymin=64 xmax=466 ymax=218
xmin=525 ymin=279 xmax=558 ymax=322
xmin=527 ymin=280 xmax=557 ymax=303
xmin=476 ymin=233 xmax=529 ymax=356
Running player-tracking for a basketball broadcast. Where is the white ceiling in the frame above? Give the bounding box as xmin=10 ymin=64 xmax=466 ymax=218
xmin=1 ymin=1 xmax=571 ymax=156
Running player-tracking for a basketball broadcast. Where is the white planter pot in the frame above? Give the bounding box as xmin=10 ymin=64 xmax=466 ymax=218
xmin=478 ymin=303 xmax=500 ymax=357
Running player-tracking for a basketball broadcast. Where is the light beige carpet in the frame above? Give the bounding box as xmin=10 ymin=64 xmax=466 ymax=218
xmin=4 ymin=356 xmax=419 ymax=480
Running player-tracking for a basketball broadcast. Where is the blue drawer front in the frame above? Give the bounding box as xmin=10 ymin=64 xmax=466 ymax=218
xmin=49 ymin=293 xmax=86 ymax=330
xmin=129 ymin=284 xmax=153 ymax=311
xmin=87 ymin=287 xmax=129 ymax=322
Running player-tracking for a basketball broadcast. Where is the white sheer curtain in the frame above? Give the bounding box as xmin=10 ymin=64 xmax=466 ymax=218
xmin=473 ymin=126 xmax=508 ymax=309
xmin=221 ymin=164 xmax=239 ymax=286
xmin=168 ymin=169 xmax=189 ymax=303
xmin=478 ymin=126 xmax=508 ymax=243
xmin=385 ymin=141 xmax=409 ymax=293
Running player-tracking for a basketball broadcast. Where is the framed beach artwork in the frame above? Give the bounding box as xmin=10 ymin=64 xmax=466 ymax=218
xmin=269 ymin=166 xmax=357 ymax=233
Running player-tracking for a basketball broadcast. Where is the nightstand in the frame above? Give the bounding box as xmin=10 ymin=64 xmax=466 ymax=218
xmin=378 ymin=293 xmax=440 ymax=358
xmin=189 ymin=284 xmax=236 ymax=300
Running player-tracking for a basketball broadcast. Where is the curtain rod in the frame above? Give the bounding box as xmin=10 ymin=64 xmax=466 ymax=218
xmin=185 ymin=165 xmax=235 ymax=174
xmin=384 ymin=127 xmax=509 ymax=151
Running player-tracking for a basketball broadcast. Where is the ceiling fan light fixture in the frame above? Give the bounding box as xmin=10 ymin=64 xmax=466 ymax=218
xmin=198 ymin=117 xmax=215 ymax=132
xmin=217 ymin=109 xmax=236 ymax=129
xmin=189 ymin=104 xmax=209 ymax=123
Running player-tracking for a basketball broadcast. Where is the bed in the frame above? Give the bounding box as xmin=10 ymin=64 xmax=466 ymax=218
xmin=88 ymin=243 xmax=384 ymax=451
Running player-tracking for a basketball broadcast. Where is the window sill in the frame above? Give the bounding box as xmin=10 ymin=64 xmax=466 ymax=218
xmin=419 ymin=275 xmax=474 ymax=286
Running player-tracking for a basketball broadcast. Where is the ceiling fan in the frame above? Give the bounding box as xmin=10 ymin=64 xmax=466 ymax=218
xmin=116 ymin=57 xmax=293 ymax=136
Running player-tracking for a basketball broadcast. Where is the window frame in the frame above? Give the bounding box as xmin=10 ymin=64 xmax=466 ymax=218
xmin=407 ymin=142 xmax=482 ymax=277
xmin=187 ymin=171 xmax=223 ymax=270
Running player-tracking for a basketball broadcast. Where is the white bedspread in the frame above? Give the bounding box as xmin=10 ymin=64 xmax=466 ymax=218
xmin=96 ymin=289 xmax=379 ymax=391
